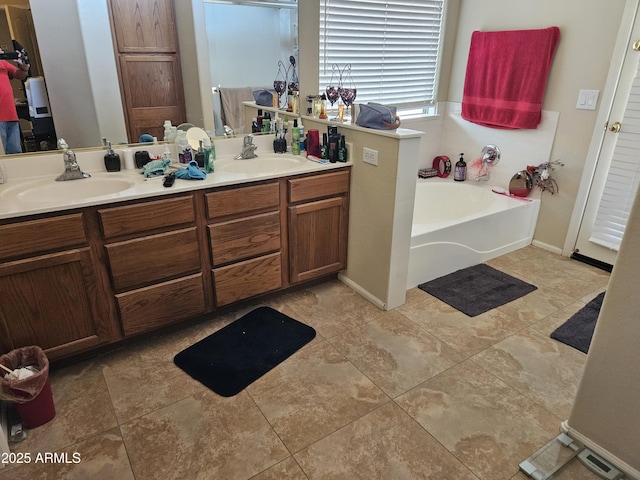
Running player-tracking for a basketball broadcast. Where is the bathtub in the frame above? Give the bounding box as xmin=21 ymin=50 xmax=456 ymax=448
xmin=406 ymin=179 xmax=540 ymax=289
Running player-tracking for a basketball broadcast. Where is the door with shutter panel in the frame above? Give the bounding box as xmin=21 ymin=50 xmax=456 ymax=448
xmin=574 ymin=6 xmax=640 ymax=266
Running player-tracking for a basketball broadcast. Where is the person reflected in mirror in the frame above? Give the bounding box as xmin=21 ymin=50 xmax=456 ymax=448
xmin=0 ymin=48 xmax=30 ymax=154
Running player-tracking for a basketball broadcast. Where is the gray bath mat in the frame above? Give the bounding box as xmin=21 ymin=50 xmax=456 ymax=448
xmin=550 ymin=292 xmax=604 ymax=354
xmin=418 ymin=263 xmax=537 ymax=317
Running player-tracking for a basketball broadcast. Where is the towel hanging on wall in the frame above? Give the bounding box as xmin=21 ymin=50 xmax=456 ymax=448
xmin=461 ymin=26 xmax=560 ymax=129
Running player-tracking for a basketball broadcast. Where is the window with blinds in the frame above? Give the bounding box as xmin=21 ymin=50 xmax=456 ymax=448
xmin=589 ymin=62 xmax=640 ymax=251
xmin=319 ymin=0 xmax=445 ymax=110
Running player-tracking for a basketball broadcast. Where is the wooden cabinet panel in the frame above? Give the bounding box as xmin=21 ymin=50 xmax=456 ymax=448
xmin=99 ymin=195 xmax=195 ymax=238
xmin=117 ymin=273 xmax=207 ymax=336
xmin=0 ymin=214 xmax=86 ymax=261
xmin=209 ymin=212 xmax=280 ymax=266
xmin=288 ymin=170 xmax=350 ymax=203
xmin=110 ymin=0 xmax=177 ymax=53
xmin=0 ymin=248 xmax=107 ymax=359
xmin=106 ymin=227 xmax=201 ymax=291
xmin=213 ymin=252 xmax=282 ymax=306
xmin=289 ymin=197 xmax=348 ymax=284
xmin=206 ymin=182 xmax=280 ymax=219
xmin=118 ymin=54 xmax=186 ymax=141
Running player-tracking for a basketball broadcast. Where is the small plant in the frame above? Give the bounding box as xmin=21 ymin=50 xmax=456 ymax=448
xmin=526 ymin=159 xmax=564 ymax=194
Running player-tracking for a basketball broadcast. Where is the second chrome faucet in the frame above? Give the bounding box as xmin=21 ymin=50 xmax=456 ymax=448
xmin=235 ymin=134 xmax=258 ymax=159
xmin=56 ymin=138 xmax=91 ymax=181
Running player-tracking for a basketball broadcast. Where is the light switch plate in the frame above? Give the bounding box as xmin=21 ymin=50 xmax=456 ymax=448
xmin=576 ymin=89 xmax=599 ymax=110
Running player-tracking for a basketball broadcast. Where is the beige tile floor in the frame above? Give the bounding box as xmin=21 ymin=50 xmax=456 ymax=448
xmin=1 ymin=246 xmax=612 ymax=480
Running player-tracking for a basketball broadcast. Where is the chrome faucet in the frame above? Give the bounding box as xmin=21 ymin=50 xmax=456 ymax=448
xmin=235 ymin=134 xmax=258 ymax=159
xmin=56 ymin=139 xmax=91 ymax=181
xmin=475 ymin=144 xmax=500 ymax=182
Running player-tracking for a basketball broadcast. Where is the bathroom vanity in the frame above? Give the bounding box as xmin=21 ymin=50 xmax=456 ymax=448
xmin=0 ymin=146 xmax=350 ymax=362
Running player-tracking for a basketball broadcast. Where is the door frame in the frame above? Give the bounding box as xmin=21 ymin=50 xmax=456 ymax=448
xmin=563 ymin=0 xmax=640 ymax=258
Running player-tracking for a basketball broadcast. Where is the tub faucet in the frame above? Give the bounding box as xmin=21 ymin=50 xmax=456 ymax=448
xmin=475 ymin=144 xmax=500 ymax=182
xmin=56 ymin=139 xmax=91 ymax=181
xmin=235 ymin=134 xmax=258 ymax=159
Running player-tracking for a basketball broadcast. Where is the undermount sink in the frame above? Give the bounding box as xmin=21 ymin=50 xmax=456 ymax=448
xmin=216 ymin=155 xmax=310 ymax=174
xmin=2 ymin=176 xmax=136 ymax=204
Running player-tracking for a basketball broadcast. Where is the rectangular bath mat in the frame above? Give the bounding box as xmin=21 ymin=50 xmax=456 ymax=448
xmin=550 ymin=291 xmax=604 ymax=354
xmin=418 ymin=263 xmax=537 ymax=317
xmin=174 ymin=306 xmax=316 ymax=397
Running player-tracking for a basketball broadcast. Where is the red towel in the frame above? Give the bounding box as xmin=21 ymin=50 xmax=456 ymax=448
xmin=461 ymin=26 xmax=560 ymax=129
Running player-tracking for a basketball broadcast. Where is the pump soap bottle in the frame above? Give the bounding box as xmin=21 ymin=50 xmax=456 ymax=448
xmin=454 ymin=153 xmax=466 ymax=181
xmin=103 ymin=139 xmax=121 ymax=172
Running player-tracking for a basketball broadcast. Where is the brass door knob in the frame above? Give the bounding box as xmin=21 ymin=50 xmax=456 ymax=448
xmin=609 ymin=121 xmax=622 ymax=133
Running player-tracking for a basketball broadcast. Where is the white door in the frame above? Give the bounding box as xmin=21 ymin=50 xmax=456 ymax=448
xmin=574 ymin=6 xmax=640 ymax=266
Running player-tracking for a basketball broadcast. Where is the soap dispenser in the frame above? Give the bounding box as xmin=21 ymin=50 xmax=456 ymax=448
xmin=103 ymin=139 xmax=121 ymax=172
xmin=454 ymin=153 xmax=466 ymax=181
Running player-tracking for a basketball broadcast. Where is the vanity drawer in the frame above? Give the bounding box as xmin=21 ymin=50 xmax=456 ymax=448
xmin=213 ymin=252 xmax=282 ymax=306
xmin=209 ymin=211 xmax=280 ymax=266
xmin=0 ymin=213 xmax=86 ymax=261
xmin=206 ymin=182 xmax=280 ymax=219
xmin=105 ymin=227 xmax=201 ymax=291
xmin=288 ymin=170 xmax=350 ymax=203
xmin=98 ymin=195 xmax=195 ymax=239
xmin=116 ymin=273 xmax=207 ymax=336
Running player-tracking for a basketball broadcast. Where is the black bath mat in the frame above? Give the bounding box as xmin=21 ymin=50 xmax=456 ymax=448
xmin=418 ymin=263 xmax=537 ymax=317
xmin=550 ymin=292 xmax=604 ymax=354
xmin=174 ymin=306 xmax=315 ymax=397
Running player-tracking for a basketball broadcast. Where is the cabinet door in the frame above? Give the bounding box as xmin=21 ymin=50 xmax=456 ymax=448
xmin=288 ymin=196 xmax=348 ymax=284
xmin=0 ymin=249 xmax=109 ymax=360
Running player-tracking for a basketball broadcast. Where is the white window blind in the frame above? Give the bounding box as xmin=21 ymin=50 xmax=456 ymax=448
xmin=319 ymin=0 xmax=445 ymax=108
xmin=590 ymin=61 xmax=640 ymax=251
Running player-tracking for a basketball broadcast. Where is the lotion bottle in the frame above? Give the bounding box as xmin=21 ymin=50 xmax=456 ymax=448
xmin=454 ymin=153 xmax=467 ymax=181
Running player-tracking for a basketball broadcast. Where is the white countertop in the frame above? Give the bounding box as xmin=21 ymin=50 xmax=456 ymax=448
xmin=0 ymin=135 xmax=351 ymax=220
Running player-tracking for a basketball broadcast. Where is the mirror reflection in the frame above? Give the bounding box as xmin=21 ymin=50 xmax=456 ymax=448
xmin=0 ymin=0 xmax=298 ymax=157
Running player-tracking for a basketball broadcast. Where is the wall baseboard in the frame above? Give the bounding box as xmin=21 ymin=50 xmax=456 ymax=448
xmin=561 ymin=421 xmax=640 ymax=480
xmin=532 ymin=239 xmax=564 ymax=255
xmin=338 ymin=273 xmax=387 ymax=310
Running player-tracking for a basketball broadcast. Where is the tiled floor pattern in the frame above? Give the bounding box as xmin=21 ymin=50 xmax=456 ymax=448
xmin=1 ymin=246 xmax=612 ymax=479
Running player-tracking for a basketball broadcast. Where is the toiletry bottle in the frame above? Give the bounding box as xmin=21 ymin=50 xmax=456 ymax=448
xmin=104 ymin=140 xmax=121 ymax=172
xmin=328 ymin=126 xmax=339 ymax=163
xmin=176 ymin=130 xmax=192 ymax=163
xmin=273 ymin=125 xmax=281 ymax=153
xmin=256 ymin=109 xmax=263 ymax=130
xmin=168 ymin=126 xmax=178 ymax=143
xmin=195 ymin=139 xmax=205 ymax=168
xmin=291 ymin=119 xmax=300 ymax=155
xmin=338 ymin=135 xmax=348 ymax=162
xmin=204 ymin=136 xmax=214 ymax=173
xmin=262 ymin=112 xmax=271 ymax=133
xmin=299 ymin=122 xmax=305 ymax=152
xmin=321 ymin=133 xmax=329 ymax=160
xmin=454 ymin=153 xmax=467 ymax=181
xmin=162 ymin=144 xmax=172 ymax=163
xmin=163 ymin=120 xmax=172 ymax=142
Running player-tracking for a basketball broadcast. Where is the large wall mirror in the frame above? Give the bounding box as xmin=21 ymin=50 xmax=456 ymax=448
xmin=0 ymin=0 xmax=298 ymax=157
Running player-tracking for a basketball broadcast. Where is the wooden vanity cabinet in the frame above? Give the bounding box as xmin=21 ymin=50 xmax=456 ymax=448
xmin=206 ymin=182 xmax=283 ymax=306
xmin=0 ymin=214 xmax=114 ymax=360
xmin=0 ymin=166 xmax=350 ymax=362
xmin=288 ymin=169 xmax=350 ymax=284
xmin=98 ymin=195 xmax=208 ymax=336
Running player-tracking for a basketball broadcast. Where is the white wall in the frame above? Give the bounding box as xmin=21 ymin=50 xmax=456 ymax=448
xmin=204 ymin=3 xmax=295 ymax=89
xmin=30 ymin=0 xmax=126 ymax=148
